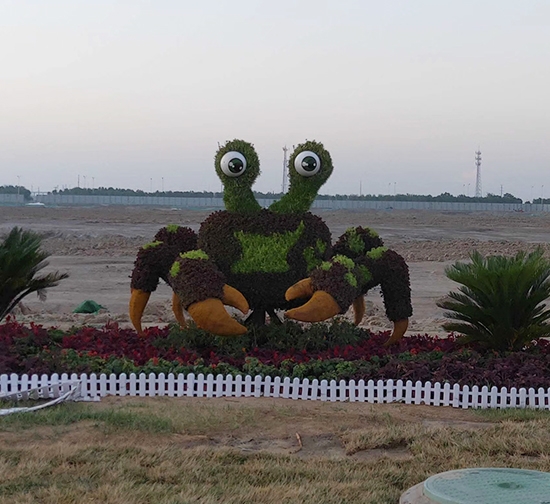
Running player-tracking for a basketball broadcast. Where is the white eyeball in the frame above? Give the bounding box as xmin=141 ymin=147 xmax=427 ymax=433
xmin=220 ymin=151 xmax=247 ymax=177
xmin=294 ymin=151 xmax=321 ymax=177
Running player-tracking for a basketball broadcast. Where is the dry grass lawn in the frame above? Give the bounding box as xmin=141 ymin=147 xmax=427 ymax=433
xmin=1 ymin=397 xmax=550 ymax=503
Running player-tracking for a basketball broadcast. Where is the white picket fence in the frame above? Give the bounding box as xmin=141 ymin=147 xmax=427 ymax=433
xmin=1 ymin=372 xmax=550 ymax=409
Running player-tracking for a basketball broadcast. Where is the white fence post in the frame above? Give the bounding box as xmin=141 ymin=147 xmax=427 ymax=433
xmin=234 ymin=375 xmax=243 ymax=397
xmin=328 ymin=380 xmax=338 ymax=402
xmin=243 ymin=375 xmax=252 ymax=397
xmin=185 ymin=373 xmax=195 ymax=397
xmin=254 ymin=376 xmax=263 ymax=398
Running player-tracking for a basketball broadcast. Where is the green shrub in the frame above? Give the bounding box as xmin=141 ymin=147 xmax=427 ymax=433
xmin=156 ymin=317 xmax=366 ymax=358
xmin=0 ymin=227 xmax=68 ymax=321
xmin=437 ymin=249 xmax=550 ymax=351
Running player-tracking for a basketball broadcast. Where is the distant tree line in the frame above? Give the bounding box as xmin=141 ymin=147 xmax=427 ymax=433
xmin=0 ymin=185 xmax=32 ymax=201
xmin=48 ymin=187 xmax=526 ymax=203
xmin=2 ymin=185 xmax=545 ymax=205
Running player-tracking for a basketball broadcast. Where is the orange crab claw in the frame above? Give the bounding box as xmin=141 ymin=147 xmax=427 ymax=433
xmin=285 ymin=290 xmax=341 ymax=323
xmin=172 ymin=292 xmax=187 ymax=329
xmin=222 ymin=285 xmax=249 ymax=314
xmin=285 ymin=278 xmax=315 ymax=301
xmin=352 ymin=295 xmax=365 ymax=326
xmin=187 ymin=298 xmax=248 ymax=336
xmin=129 ymin=288 xmax=151 ymax=336
xmin=384 ymin=319 xmax=409 ymax=347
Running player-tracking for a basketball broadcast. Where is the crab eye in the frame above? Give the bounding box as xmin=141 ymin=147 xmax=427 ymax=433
xmin=294 ymin=151 xmax=321 ymax=177
xmin=220 ymin=151 xmax=247 ymax=177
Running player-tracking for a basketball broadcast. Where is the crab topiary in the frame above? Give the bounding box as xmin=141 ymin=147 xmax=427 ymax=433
xmin=129 ymin=140 xmax=412 ymax=345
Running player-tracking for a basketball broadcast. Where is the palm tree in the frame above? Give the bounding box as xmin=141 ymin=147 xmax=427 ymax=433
xmin=437 ymin=249 xmax=550 ymax=351
xmin=0 ymin=227 xmax=68 ymax=321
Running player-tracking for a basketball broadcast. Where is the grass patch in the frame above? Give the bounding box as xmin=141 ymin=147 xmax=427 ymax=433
xmin=0 ymin=402 xmax=174 ymax=434
xmin=1 ymin=399 xmax=550 ymax=503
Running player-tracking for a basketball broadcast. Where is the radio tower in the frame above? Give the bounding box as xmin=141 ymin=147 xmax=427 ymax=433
xmin=475 ymin=149 xmax=482 ymax=198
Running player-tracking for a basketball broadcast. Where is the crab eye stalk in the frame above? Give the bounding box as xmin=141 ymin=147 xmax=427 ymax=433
xmin=294 ymin=151 xmax=321 ymax=177
xmin=220 ymin=152 xmax=247 ymax=177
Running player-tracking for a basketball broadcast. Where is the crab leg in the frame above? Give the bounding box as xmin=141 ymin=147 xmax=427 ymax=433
xmin=222 ymin=285 xmax=250 ymax=314
xmin=285 ymin=278 xmax=315 ymax=300
xmin=286 ymin=282 xmax=407 ymax=345
xmin=285 ymin=289 xmax=340 ymax=322
xmin=384 ymin=319 xmax=409 ymax=347
xmin=185 ymin=285 xmax=249 ymax=336
xmin=129 ymin=289 xmax=151 ymax=336
xmin=187 ymin=298 xmax=248 ymax=336
xmin=172 ymin=292 xmax=187 ymax=329
xmin=285 ymin=229 xmax=412 ymax=345
xmin=168 ymin=250 xmax=251 ymax=336
xmin=130 ymin=225 xmax=198 ymax=335
xmin=352 ymin=295 xmax=365 ymax=325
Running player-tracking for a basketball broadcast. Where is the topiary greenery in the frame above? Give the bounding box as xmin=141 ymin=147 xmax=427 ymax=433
xmin=437 ymin=249 xmax=550 ymax=351
xmin=131 ymin=226 xmax=197 ymax=292
xmin=0 ymin=227 xmax=68 ymax=322
xmin=130 ymin=139 xmax=412 ymax=340
xmin=214 ymin=139 xmax=261 ymax=214
xmin=270 ymin=140 xmax=334 ymax=214
xmin=196 ymin=210 xmax=331 ymax=310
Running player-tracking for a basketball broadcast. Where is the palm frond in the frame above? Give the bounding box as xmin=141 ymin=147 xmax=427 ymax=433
xmin=0 ymin=227 xmax=69 ymax=321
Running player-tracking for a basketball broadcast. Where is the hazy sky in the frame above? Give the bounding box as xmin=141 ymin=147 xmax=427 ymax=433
xmin=1 ymin=1 xmax=549 ymax=200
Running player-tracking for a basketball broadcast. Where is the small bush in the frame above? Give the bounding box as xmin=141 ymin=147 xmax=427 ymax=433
xmin=437 ymin=249 xmax=550 ymax=351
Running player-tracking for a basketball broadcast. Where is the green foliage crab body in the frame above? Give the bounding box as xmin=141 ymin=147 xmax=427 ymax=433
xmin=130 ymin=140 xmax=412 ymax=344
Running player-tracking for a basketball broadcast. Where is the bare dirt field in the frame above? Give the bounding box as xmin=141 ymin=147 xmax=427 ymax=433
xmin=3 ymin=205 xmax=550 ymax=335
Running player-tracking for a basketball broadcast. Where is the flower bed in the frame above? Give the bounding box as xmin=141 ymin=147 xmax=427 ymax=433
xmin=2 ymin=318 xmax=550 ymax=389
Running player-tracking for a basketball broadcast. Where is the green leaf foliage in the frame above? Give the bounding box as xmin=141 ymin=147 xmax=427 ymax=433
xmin=332 ymin=226 xmax=384 ymax=260
xmin=180 ymin=250 xmax=209 ymax=261
xmin=366 ymin=246 xmax=388 ymax=260
xmin=166 ymin=224 xmax=180 ymax=233
xmin=0 ymin=227 xmax=68 ymax=321
xmin=142 ymin=240 xmax=162 ymax=250
xmin=344 ymin=228 xmax=365 ymax=254
xmin=437 ymin=249 xmax=550 ymax=351
xmin=169 ymin=261 xmax=180 ymax=278
xmin=232 ymin=222 xmax=305 ymax=274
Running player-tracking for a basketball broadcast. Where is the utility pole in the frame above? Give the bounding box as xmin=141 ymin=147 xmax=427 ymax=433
xmin=282 ymin=146 xmax=289 ymax=193
xmin=475 ymin=149 xmax=482 ymax=198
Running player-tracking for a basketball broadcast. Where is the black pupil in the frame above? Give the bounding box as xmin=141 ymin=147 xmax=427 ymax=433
xmin=301 ymin=156 xmax=317 ymax=172
xmin=228 ymin=158 xmax=244 ymax=173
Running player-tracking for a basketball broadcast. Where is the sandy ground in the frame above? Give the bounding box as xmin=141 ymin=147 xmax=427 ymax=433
xmin=3 ymin=205 xmax=550 ymax=335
